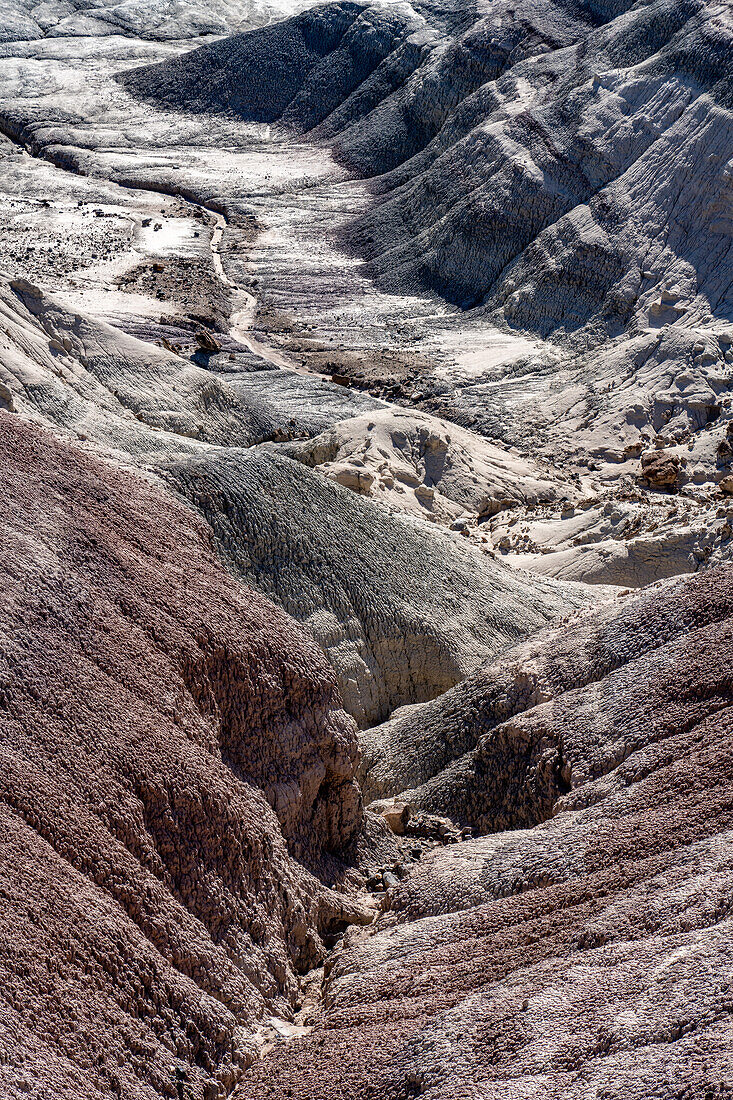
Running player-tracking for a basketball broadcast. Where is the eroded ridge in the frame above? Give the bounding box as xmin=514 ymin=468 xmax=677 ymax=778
xmin=0 ymin=413 xmax=364 ymax=1098
xmin=242 ymin=564 xmax=733 ymax=1099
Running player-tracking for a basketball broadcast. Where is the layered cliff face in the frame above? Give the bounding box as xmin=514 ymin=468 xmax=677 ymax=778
xmin=0 ymin=412 xmax=365 ymax=1098
xmin=349 ymin=0 xmax=733 ymax=322
xmin=241 ymin=563 xmax=733 ymax=1099
xmin=360 ymin=563 xmax=733 ymax=814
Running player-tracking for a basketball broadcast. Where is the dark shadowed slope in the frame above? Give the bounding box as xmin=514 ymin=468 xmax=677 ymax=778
xmin=0 ymin=411 xmax=365 ymax=1100
xmin=120 ymin=2 xmax=433 ymax=128
xmin=241 ymin=563 xmax=733 ymax=1099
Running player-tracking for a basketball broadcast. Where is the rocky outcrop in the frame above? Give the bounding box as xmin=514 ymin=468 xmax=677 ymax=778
xmin=488 ymin=493 xmax=733 ymax=587
xmin=281 ymin=406 xmax=565 ymax=522
xmin=640 ymin=447 xmax=681 ymax=489
xmin=0 ymin=412 xmax=365 ymax=1099
xmin=240 ymin=563 xmax=733 ymax=1099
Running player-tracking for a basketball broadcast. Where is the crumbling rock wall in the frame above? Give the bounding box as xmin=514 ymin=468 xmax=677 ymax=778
xmin=0 ymin=412 xmax=364 ymax=1099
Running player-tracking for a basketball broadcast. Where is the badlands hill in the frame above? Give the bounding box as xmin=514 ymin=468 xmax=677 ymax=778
xmin=0 ymin=411 xmax=366 ymax=1098
xmin=125 ymin=0 xmax=733 ymax=515
xmin=0 ymin=0 xmax=731 ymax=1097
xmin=125 ymin=0 xmax=733 ymax=322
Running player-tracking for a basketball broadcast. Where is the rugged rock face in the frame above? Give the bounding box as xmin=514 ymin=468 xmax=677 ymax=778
xmin=0 ymin=275 xmax=593 ymax=729
xmin=360 ymin=563 xmax=733 ymax=817
xmin=0 ymin=411 xmax=365 ymax=1098
xmin=240 ymin=563 xmax=733 ymax=1099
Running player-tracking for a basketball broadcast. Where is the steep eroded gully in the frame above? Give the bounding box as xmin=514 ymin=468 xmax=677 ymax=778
xmin=1 ymin=17 xmax=732 ymax=1091
xmin=237 ymin=564 xmax=733 ymax=1100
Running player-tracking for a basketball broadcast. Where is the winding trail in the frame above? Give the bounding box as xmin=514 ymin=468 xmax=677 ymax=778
xmin=0 ymin=111 xmax=330 ymax=381
xmin=208 ymin=209 xmax=330 ymax=379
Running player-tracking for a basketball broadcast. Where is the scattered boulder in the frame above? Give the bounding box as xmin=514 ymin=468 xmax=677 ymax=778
xmin=195 ymin=328 xmax=221 ymax=353
xmin=371 ymin=799 xmax=410 ymax=836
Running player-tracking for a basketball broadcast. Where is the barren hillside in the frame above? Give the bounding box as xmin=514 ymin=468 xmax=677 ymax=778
xmin=0 ymin=0 xmax=731 ymax=1096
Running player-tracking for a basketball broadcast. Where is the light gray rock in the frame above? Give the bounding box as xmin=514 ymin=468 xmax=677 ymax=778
xmin=0 ymin=272 xmax=597 ymax=726
xmin=162 ymin=443 xmax=594 ymax=726
xmin=280 ymin=405 xmax=566 ymax=522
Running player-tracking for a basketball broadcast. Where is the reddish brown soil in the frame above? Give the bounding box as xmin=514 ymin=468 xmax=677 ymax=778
xmin=241 ymin=566 xmax=733 ymax=1100
xmin=0 ymin=412 xmax=361 ymax=1099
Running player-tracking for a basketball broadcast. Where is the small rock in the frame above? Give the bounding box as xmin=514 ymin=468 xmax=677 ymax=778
xmin=372 ymin=800 xmax=410 ymax=835
xmin=330 ymin=463 xmax=375 ymax=494
xmin=382 ymin=872 xmax=400 ymax=890
xmin=640 ymin=450 xmax=681 ymax=490
xmin=195 ymin=330 xmax=221 ymax=354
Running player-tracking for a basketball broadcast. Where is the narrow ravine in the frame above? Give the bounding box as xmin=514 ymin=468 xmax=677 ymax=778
xmin=208 ymin=207 xmax=330 ymax=378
